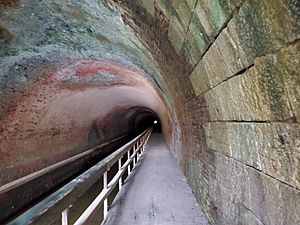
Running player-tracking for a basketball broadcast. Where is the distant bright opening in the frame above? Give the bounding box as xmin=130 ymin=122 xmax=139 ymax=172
xmin=154 ymin=120 xmax=158 ymax=124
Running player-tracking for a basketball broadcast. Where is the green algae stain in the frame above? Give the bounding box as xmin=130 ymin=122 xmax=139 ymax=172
xmin=208 ymin=0 xmax=228 ymax=31
xmin=257 ymin=42 xmax=300 ymax=121
xmin=182 ymin=13 xmax=210 ymax=67
xmin=286 ymin=0 xmax=300 ymax=24
xmin=258 ymin=55 xmax=288 ymax=121
xmin=232 ymin=0 xmax=300 ymax=61
xmin=156 ymin=0 xmax=173 ymax=19
xmin=260 ymin=61 xmax=286 ymax=120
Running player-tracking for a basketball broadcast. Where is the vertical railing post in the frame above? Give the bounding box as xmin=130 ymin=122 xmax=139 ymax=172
xmin=118 ymin=158 xmax=122 ymax=190
xmin=103 ymin=171 xmax=108 ymax=218
xmin=133 ymin=144 xmax=136 ymax=168
xmin=127 ymin=150 xmax=131 ymax=175
xmin=136 ymin=142 xmax=139 ymax=160
xmin=139 ymin=139 xmax=142 ymax=159
xmin=137 ymin=142 xmax=140 ymax=161
xmin=142 ymin=138 xmax=145 ymax=152
xmin=62 ymin=208 xmax=68 ymax=225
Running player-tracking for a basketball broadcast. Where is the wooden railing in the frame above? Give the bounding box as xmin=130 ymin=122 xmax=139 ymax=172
xmin=8 ymin=129 xmax=152 ymax=225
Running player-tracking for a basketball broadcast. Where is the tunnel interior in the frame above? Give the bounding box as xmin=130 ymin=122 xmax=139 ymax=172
xmin=127 ymin=107 xmax=161 ymax=134
xmin=0 ymin=0 xmax=299 ymax=224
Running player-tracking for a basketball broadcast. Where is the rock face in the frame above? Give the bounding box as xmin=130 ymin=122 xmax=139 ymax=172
xmin=0 ymin=0 xmax=299 ymax=224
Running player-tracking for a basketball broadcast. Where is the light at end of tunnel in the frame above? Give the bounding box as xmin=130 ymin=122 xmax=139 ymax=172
xmin=154 ymin=120 xmax=158 ymax=124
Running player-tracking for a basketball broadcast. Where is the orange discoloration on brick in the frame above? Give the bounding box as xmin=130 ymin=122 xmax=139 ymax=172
xmin=0 ymin=0 xmax=20 ymax=8
xmin=0 ymin=27 xmax=13 ymax=43
xmin=0 ymin=59 xmax=171 ymax=186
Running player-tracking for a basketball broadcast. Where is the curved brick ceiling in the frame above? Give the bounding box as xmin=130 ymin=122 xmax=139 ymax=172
xmin=1 ymin=0 xmax=300 ymax=224
xmin=0 ymin=0 xmax=173 ymax=185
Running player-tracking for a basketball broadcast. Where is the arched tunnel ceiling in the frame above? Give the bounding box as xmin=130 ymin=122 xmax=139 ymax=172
xmin=1 ymin=0 xmax=300 ymax=224
xmin=0 ymin=0 xmax=174 ymax=185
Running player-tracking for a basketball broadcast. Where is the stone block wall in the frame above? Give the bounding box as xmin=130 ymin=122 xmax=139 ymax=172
xmin=118 ymin=0 xmax=300 ymax=224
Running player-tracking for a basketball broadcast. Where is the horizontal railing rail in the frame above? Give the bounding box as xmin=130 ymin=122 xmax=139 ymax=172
xmin=8 ymin=128 xmax=152 ymax=225
xmin=0 ymin=133 xmax=130 ymax=224
xmin=0 ymin=134 xmax=128 ymax=195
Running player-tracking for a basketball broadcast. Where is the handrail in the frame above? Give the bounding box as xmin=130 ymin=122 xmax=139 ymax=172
xmin=0 ymin=134 xmax=128 ymax=195
xmin=8 ymin=128 xmax=152 ymax=225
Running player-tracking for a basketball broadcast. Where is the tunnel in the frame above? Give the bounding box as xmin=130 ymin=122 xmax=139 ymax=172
xmin=0 ymin=0 xmax=299 ymax=224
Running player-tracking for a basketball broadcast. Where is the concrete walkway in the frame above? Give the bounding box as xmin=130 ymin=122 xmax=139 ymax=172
xmin=103 ymin=133 xmax=208 ymax=225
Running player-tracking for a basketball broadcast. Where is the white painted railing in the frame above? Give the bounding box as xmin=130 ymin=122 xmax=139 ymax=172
xmin=8 ymin=129 xmax=152 ymax=225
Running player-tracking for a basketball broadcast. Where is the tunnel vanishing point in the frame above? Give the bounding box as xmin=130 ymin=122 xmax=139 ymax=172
xmin=0 ymin=0 xmax=300 ymax=224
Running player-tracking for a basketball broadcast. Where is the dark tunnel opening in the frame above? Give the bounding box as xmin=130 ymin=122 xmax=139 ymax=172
xmin=126 ymin=107 xmax=162 ymax=135
xmin=153 ymin=121 xmax=162 ymax=133
xmin=135 ymin=114 xmax=162 ymax=133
